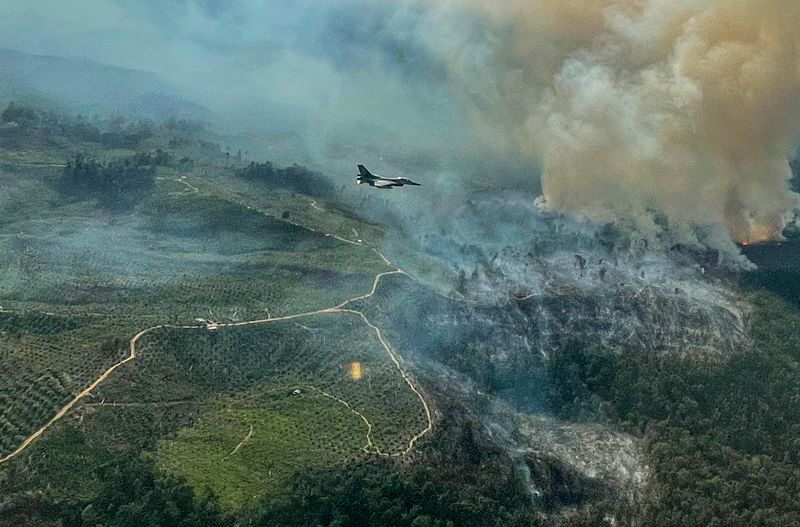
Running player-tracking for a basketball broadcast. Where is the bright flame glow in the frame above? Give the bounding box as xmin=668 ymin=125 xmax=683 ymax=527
xmin=740 ymin=223 xmax=783 ymax=245
xmin=348 ymin=361 xmax=363 ymax=381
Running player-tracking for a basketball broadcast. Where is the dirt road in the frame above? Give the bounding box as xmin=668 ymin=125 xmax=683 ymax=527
xmin=0 ymin=218 xmax=432 ymax=464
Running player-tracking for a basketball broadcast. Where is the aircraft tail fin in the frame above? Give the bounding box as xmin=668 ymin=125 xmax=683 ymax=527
xmin=357 ymin=164 xmax=373 ymax=178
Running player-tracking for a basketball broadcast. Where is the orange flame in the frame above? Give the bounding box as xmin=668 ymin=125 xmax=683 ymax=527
xmin=347 ymin=362 xmax=363 ymax=381
xmin=740 ymin=223 xmax=783 ymax=246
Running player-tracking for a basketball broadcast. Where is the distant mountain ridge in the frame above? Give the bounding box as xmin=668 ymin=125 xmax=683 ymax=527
xmin=0 ymin=47 xmax=211 ymax=121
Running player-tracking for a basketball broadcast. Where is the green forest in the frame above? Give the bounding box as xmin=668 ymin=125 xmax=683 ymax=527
xmin=549 ymin=291 xmax=800 ymax=525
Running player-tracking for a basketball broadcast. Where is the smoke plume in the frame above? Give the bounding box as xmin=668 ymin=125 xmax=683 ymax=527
xmin=423 ymin=0 xmax=800 ymax=242
xmin=3 ymin=0 xmax=800 ymax=243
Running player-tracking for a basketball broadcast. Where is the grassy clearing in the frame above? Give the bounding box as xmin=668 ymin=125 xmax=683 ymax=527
xmin=155 ymin=392 xmax=365 ymax=509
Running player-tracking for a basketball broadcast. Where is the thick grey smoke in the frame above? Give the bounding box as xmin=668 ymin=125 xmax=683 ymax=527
xmin=419 ymin=0 xmax=800 ymax=242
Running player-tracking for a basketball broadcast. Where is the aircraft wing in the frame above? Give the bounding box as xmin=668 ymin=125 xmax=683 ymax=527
xmin=373 ymin=180 xmax=395 ymax=188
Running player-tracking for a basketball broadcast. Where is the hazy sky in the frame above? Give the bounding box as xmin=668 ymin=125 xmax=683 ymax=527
xmin=0 ymin=1 xmax=483 ymax=180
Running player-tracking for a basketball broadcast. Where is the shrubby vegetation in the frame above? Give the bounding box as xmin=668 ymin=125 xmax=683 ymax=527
xmin=741 ymin=241 xmax=800 ymax=308
xmin=58 ymin=152 xmax=167 ymax=210
xmin=65 ymin=459 xmax=233 ymax=527
xmin=0 ymin=103 xmax=37 ymax=127
xmin=1 ymin=455 xmax=233 ymax=527
xmin=1 ymin=402 xmax=611 ymax=527
xmin=549 ymin=292 xmax=800 ymax=525
xmin=0 ymin=102 xmax=155 ymax=150
xmin=237 ymin=160 xmax=337 ymax=198
xmin=0 ymin=102 xmax=220 ymax=162
xmin=247 ymin=408 xmax=548 ymax=527
xmin=743 ymin=268 xmax=800 ymax=308
xmin=246 ymin=404 xmax=620 ymax=527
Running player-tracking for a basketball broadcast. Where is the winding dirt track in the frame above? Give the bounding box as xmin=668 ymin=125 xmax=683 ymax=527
xmin=228 ymin=424 xmax=254 ymax=456
xmin=201 ymin=266 xmax=433 ymax=457
xmin=0 ymin=200 xmax=433 ymax=465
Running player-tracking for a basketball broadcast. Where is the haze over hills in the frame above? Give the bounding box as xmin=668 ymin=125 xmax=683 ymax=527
xmin=0 ymin=47 xmax=211 ymax=121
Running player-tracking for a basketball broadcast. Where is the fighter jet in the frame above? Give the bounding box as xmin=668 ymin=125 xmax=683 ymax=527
xmin=356 ymin=164 xmax=420 ymax=188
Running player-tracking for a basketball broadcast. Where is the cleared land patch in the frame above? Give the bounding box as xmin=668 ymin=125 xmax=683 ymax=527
xmin=155 ymin=393 xmax=366 ymax=509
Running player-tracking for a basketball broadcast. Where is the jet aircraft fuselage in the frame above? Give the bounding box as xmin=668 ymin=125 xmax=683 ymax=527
xmin=356 ymin=164 xmax=420 ymax=188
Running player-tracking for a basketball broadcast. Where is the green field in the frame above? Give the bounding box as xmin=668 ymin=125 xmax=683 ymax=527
xmin=155 ymin=394 xmax=366 ymax=509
